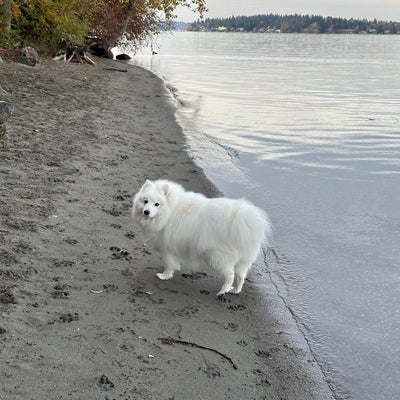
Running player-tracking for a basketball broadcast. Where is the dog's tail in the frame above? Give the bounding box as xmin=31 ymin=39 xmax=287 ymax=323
xmin=230 ymin=199 xmax=272 ymax=255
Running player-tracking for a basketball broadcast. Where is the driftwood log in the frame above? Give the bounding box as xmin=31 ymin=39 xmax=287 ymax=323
xmin=53 ymin=38 xmax=95 ymax=65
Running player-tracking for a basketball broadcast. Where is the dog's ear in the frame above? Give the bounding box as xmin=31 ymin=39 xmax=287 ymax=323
xmin=143 ymin=179 xmax=153 ymax=189
xmin=162 ymin=183 xmax=170 ymax=196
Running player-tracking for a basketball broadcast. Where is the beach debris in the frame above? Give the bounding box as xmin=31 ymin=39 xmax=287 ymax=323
xmin=159 ymin=337 xmax=238 ymax=370
xmin=90 ymin=283 xmax=118 ymax=294
xmin=90 ymin=289 xmax=104 ymax=294
xmin=137 ymin=289 xmax=153 ymax=296
xmin=130 ymin=286 xmax=165 ymax=304
xmin=154 ymin=283 xmax=178 ymax=293
xmin=104 ymin=67 xmax=128 ymax=73
xmin=53 ymin=37 xmax=95 ymax=65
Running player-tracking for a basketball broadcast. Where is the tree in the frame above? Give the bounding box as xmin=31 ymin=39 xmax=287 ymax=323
xmin=0 ymin=0 xmax=11 ymax=33
xmin=306 ymin=21 xmax=320 ymax=33
xmin=1 ymin=0 xmax=90 ymax=51
xmin=191 ymin=13 xmax=399 ymax=34
xmin=0 ymin=0 xmax=207 ymax=55
xmin=85 ymin=0 xmax=207 ymax=57
xmin=280 ymin=21 xmax=289 ymax=33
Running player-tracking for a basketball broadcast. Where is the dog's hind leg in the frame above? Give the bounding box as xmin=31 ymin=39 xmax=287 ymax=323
xmin=232 ymin=261 xmax=252 ymax=294
xmin=156 ymin=253 xmax=180 ymax=280
xmin=217 ymin=269 xmax=235 ymax=297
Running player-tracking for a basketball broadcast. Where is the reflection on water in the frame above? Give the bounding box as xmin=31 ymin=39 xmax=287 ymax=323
xmin=133 ymin=33 xmax=400 ymax=179
xmin=131 ymin=32 xmax=400 ymax=400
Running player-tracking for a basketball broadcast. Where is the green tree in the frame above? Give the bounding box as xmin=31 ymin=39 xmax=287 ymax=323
xmin=1 ymin=0 xmax=91 ymax=50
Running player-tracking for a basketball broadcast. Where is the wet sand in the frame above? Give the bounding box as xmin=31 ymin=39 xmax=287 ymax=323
xmin=0 ymin=57 xmax=335 ymax=399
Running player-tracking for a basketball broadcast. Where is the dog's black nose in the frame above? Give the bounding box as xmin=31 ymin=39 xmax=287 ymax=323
xmin=144 ymin=209 xmax=150 ymax=216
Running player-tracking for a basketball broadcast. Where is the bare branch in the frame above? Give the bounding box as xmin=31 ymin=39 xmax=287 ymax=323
xmin=159 ymin=337 xmax=238 ymax=370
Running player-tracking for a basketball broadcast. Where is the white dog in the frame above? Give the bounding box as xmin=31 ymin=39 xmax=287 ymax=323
xmin=132 ymin=179 xmax=272 ymax=296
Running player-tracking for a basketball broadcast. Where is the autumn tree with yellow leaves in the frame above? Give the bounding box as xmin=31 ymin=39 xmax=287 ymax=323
xmin=0 ymin=0 xmax=206 ymax=54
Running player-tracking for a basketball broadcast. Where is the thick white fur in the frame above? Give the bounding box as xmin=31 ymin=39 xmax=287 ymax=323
xmin=132 ymin=179 xmax=272 ymax=296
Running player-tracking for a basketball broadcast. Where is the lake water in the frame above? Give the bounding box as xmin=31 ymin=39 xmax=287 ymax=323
xmin=130 ymin=32 xmax=400 ymax=400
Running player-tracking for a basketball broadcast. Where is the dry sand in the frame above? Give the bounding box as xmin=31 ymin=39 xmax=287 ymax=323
xmin=0 ymin=57 xmax=335 ymax=399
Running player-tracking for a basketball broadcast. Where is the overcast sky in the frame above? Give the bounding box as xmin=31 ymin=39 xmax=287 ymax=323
xmin=176 ymin=0 xmax=400 ymax=22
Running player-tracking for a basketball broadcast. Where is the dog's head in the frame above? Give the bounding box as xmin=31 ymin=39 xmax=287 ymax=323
xmin=132 ymin=180 xmax=170 ymax=231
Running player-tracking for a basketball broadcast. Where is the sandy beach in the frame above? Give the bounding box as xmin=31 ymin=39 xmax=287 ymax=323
xmin=0 ymin=57 xmax=335 ymax=399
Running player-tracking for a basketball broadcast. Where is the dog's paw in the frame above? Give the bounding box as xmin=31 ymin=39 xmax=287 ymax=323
xmin=156 ymin=272 xmax=173 ymax=280
xmin=216 ymin=286 xmax=234 ymax=297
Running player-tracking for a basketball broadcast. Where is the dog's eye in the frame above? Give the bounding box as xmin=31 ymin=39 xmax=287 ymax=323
xmin=143 ymin=199 xmax=148 ymax=204
xmin=155 ymin=203 xmax=160 ymax=207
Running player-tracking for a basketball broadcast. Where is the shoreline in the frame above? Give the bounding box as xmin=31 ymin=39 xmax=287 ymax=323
xmin=0 ymin=57 xmax=334 ymax=399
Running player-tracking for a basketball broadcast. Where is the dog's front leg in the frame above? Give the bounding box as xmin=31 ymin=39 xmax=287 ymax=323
xmin=156 ymin=253 xmax=180 ymax=280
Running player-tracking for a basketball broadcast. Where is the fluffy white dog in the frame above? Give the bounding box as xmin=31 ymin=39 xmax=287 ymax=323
xmin=132 ymin=179 xmax=272 ymax=296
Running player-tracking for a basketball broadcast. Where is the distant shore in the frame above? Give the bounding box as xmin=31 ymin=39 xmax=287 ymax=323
xmin=182 ymin=13 xmax=400 ymax=34
xmin=0 ymin=56 xmax=334 ymax=399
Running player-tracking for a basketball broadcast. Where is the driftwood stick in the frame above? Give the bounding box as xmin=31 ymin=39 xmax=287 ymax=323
xmin=84 ymin=54 xmax=96 ymax=65
xmin=52 ymin=54 xmax=65 ymax=61
xmin=159 ymin=337 xmax=238 ymax=370
xmin=104 ymin=67 xmax=128 ymax=73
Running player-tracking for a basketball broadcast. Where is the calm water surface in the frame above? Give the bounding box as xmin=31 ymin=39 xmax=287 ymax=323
xmin=131 ymin=32 xmax=400 ymax=400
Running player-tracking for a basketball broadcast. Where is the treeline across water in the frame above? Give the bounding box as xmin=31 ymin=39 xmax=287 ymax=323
xmin=188 ymin=14 xmax=400 ymax=34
